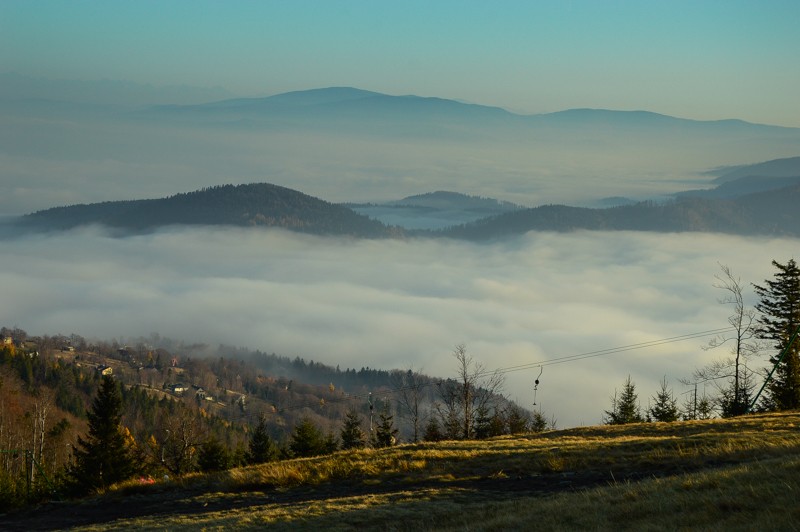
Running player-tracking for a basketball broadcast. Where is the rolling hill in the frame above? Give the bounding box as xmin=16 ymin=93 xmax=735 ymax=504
xmin=440 ymin=183 xmax=800 ymax=240
xmin=16 ymin=183 xmax=396 ymax=237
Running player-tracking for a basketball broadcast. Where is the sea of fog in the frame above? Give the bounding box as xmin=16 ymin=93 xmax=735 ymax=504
xmin=0 ymin=226 xmax=791 ymax=428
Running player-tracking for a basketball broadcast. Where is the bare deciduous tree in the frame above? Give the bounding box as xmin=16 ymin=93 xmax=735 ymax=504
xmin=685 ymin=264 xmax=762 ymax=416
xmin=437 ymin=344 xmax=505 ymax=440
xmin=159 ymin=410 xmax=204 ymax=475
xmin=390 ymin=368 xmax=425 ymax=442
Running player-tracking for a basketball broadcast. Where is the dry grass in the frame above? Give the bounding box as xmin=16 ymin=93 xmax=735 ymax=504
xmin=436 ymin=455 xmax=800 ymax=531
xmin=41 ymin=411 xmax=800 ymax=530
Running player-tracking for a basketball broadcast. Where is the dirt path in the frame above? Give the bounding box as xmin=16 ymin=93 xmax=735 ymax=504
xmin=0 ymin=468 xmax=677 ymax=531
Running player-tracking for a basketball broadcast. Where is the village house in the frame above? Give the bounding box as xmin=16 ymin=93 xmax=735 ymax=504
xmin=164 ymin=382 xmax=188 ymax=396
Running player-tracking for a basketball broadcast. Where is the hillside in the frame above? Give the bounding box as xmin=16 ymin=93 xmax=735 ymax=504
xmin=16 ymin=183 xmax=396 ymax=237
xmin=0 ymin=326 xmax=533 ymax=515
xmin=677 ymin=155 xmax=800 ymax=199
xmin=708 ymin=155 xmax=800 ymax=183
xmin=441 ymin=183 xmax=800 ymax=240
xmin=0 ymin=327 xmax=479 ymax=451
xmin=4 ymin=412 xmax=799 ymax=530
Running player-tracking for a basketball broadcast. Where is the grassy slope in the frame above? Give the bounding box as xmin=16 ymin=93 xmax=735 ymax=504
xmin=7 ymin=412 xmax=800 ymax=531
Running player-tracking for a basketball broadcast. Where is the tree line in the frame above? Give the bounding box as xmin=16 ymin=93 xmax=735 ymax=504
xmin=604 ymin=258 xmax=800 ymax=424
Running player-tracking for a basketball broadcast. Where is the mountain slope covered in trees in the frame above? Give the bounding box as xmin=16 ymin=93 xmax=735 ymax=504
xmin=439 ymin=183 xmax=800 ymax=240
xmin=17 ymin=183 xmax=395 ymax=237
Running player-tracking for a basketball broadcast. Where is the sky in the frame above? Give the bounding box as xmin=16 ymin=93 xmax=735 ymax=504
xmin=2 ymin=1 xmax=800 ymax=125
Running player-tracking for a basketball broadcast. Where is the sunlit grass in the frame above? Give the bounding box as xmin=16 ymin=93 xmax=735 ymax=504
xmin=74 ymin=411 xmax=800 ymax=530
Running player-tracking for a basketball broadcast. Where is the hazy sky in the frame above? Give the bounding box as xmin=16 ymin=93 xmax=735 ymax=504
xmin=2 ymin=1 xmax=800 ymax=125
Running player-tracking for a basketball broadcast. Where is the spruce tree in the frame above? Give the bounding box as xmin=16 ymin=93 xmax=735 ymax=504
xmin=371 ymin=411 xmax=398 ymax=448
xmin=529 ymin=410 xmax=552 ymax=433
xmin=473 ymin=405 xmax=493 ymax=439
xmin=197 ymin=437 xmax=230 ymax=472
xmin=648 ymin=377 xmax=679 ymax=422
xmin=339 ymin=409 xmax=367 ymax=450
xmin=506 ymin=405 xmax=530 ymax=434
xmin=754 ymin=259 xmax=800 ymax=410
xmin=422 ymin=416 xmax=443 ymax=442
xmin=289 ymin=417 xmax=328 ymax=458
xmin=69 ymin=375 xmax=136 ymax=494
xmin=604 ymin=376 xmax=644 ymax=425
xmin=248 ymin=415 xmax=278 ymax=464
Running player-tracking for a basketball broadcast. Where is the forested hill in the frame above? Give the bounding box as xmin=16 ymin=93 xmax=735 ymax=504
xmin=18 ymin=183 xmax=396 ymax=237
xmin=439 ymin=183 xmax=800 ymax=240
xmin=13 ymin=179 xmax=800 ymax=240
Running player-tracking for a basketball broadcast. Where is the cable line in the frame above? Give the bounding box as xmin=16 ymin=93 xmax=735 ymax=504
xmin=487 ymin=326 xmax=735 ymax=376
xmin=220 ymin=326 xmax=736 ymax=422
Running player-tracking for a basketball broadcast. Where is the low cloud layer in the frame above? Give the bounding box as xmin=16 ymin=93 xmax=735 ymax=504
xmin=0 ymin=227 xmax=791 ymax=427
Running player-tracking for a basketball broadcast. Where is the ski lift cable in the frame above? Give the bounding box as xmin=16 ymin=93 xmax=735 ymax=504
xmin=469 ymin=326 xmax=736 ymax=380
xmin=533 ymin=366 xmax=543 ymax=406
xmin=222 ymin=326 xmax=735 ymax=422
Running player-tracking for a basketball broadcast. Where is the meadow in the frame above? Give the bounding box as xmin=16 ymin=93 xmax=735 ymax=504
xmin=6 ymin=411 xmax=799 ymax=531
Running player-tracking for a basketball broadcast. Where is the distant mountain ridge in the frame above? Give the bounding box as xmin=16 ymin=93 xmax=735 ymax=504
xmin=145 ymin=86 xmax=799 ymax=133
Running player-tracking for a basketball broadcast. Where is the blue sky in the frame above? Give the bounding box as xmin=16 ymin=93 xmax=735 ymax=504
xmin=2 ymin=1 xmax=800 ymax=124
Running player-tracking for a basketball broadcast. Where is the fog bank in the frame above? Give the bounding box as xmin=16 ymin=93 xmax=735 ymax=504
xmin=0 ymin=227 xmax=790 ymax=427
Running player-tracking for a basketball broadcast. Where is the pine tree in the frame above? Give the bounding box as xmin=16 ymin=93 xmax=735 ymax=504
xmin=506 ymin=404 xmax=530 ymax=434
xmin=197 ymin=437 xmax=230 ymax=472
xmin=604 ymin=376 xmax=644 ymax=425
xmin=473 ymin=405 xmax=494 ymax=439
xmin=648 ymin=377 xmax=679 ymax=422
xmin=423 ymin=416 xmax=443 ymax=442
xmin=754 ymin=259 xmax=800 ymax=410
xmin=69 ymin=376 xmax=136 ymax=494
xmin=323 ymin=432 xmax=338 ymax=454
xmin=339 ymin=409 xmax=367 ymax=450
xmin=289 ymin=417 xmax=328 ymax=458
xmin=529 ymin=410 xmax=553 ymax=433
xmin=371 ymin=411 xmax=398 ymax=448
xmin=248 ymin=415 xmax=278 ymax=464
